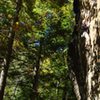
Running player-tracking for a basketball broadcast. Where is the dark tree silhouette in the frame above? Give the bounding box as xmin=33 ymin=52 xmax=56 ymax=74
xmin=0 ymin=0 xmax=22 ymax=99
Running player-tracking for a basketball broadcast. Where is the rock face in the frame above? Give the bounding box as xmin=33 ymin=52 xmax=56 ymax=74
xmin=68 ymin=0 xmax=100 ymax=100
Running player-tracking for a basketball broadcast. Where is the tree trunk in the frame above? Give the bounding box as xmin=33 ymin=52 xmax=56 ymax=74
xmin=31 ymin=39 xmax=43 ymax=100
xmin=32 ymin=57 xmax=40 ymax=100
xmin=68 ymin=0 xmax=100 ymax=100
xmin=0 ymin=0 xmax=22 ymax=99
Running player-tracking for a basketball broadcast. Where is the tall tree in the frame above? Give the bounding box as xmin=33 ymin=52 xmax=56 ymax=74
xmin=68 ymin=0 xmax=100 ymax=100
xmin=0 ymin=0 xmax=22 ymax=99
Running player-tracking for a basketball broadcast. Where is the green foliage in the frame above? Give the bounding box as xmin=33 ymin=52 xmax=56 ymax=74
xmin=0 ymin=0 xmax=76 ymax=100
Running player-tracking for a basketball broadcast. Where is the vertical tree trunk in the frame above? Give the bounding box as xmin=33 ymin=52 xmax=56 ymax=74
xmin=31 ymin=39 xmax=43 ymax=100
xmin=0 ymin=0 xmax=22 ymax=99
xmin=68 ymin=0 xmax=100 ymax=100
xmin=32 ymin=56 xmax=40 ymax=100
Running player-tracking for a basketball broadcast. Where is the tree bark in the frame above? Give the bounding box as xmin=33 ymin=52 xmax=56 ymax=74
xmin=68 ymin=0 xmax=100 ymax=100
xmin=0 ymin=0 xmax=22 ymax=99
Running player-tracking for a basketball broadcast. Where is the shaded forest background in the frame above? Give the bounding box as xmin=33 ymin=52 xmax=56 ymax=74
xmin=0 ymin=0 xmax=76 ymax=100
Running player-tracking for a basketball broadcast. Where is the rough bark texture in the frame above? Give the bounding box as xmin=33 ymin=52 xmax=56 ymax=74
xmin=0 ymin=0 xmax=22 ymax=99
xmin=68 ymin=0 xmax=100 ymax=100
